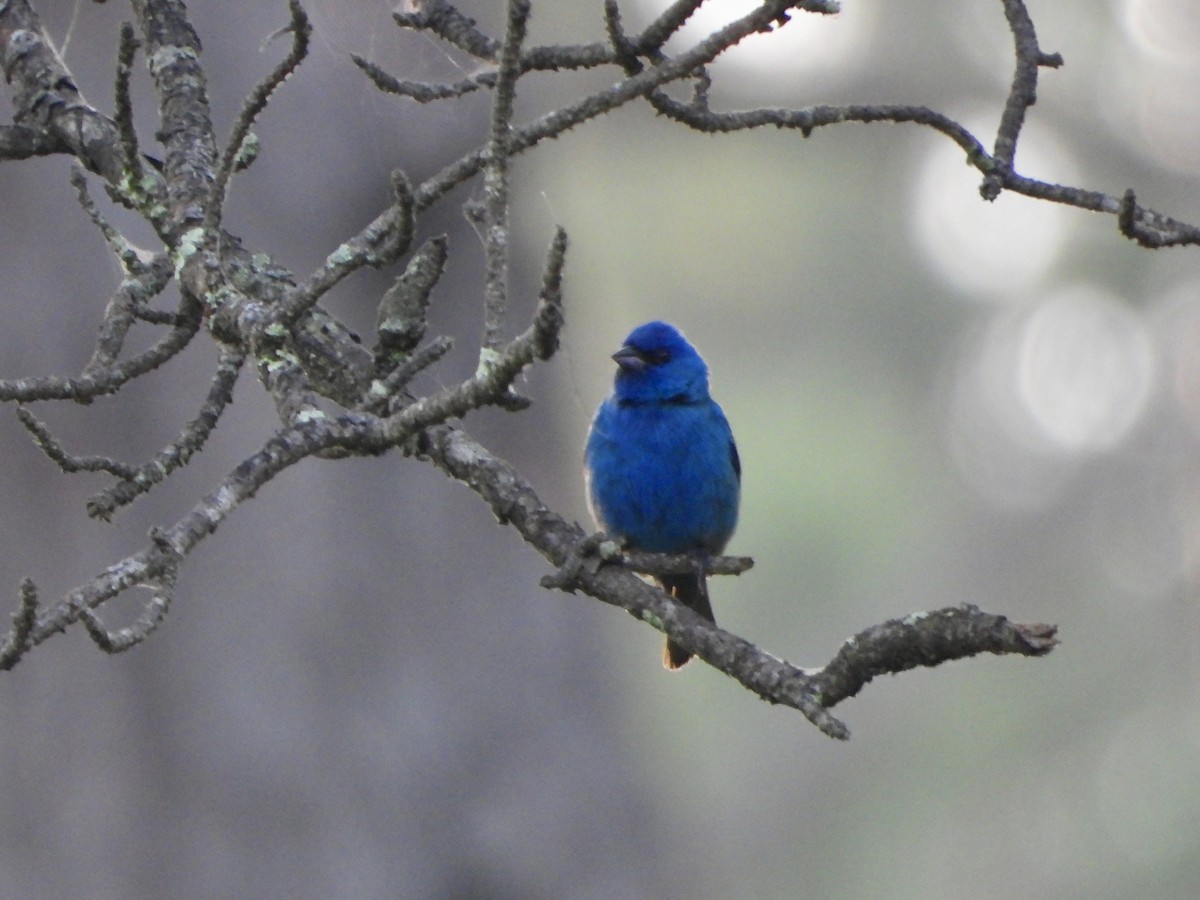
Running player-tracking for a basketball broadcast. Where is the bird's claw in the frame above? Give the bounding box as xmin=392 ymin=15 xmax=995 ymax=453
xmin=541 ymin=531 xmax=621 ymax=591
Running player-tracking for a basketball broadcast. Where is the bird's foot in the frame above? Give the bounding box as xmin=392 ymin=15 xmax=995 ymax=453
xmin=540 ymin=531 xmax=623 ymax=591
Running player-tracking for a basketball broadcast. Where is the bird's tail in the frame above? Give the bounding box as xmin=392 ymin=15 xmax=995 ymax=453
xmin=659 ymin=573 xmax=715 ymax=670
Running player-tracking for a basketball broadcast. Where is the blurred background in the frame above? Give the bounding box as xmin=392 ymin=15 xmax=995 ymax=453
xmin=1 ymin=0 xmax=1198 ymax=897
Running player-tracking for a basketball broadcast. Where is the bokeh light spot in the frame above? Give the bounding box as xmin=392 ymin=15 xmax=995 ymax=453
xmin=946 ymin=286 xmax=1158 ymax=510
xmin=633 ymin=0 xmax=872 ymax=80
xmin=1120 ymin=0 xmax=1200 ymax=65
xmin=1106 ymin=1 xmax=1200 ymax=173
xmin=912 ymin=122 xmax=1075 ymax=299
xmin=1017 ymin=286 xmax=1156 ymax=451
xmin=947 ymin=310 xmax=1077 ymax=511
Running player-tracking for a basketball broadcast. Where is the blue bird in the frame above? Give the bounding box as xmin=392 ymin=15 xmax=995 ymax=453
xmin=585 ymin=321 xmax=741 ymax=669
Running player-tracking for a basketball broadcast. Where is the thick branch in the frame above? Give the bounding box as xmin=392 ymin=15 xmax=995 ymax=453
xmin=0 ymin=1 xmax=132 ymax=183
xmin=131 ymin=0 xmax=218 ymax=236
xmin=810 ymin=605 xmax=1058 ymax=709
xmin=0 ymin=122 xmax=63 ymax=158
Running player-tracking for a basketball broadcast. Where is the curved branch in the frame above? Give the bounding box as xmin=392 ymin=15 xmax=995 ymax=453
xmin=16 ymin=407 xmax=140 ymax=479
xmin=79 ymin=556 xmax=177 ymax=653
xmin=206 ymin=0 xmax=310 ymax=231
xmin=810 ymin=605 xmax=1057 ymax=710
xmin=0 ymin=315 xmax=200 ymax=403
xmin=415 ymin=422 xmax=1056 ymax=739
xmin=87 ymin=344 xmax=248 ymax=520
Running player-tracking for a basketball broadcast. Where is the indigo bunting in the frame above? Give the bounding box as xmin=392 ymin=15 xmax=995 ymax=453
xmin=585 ymin=321 xmax=740 ymax=669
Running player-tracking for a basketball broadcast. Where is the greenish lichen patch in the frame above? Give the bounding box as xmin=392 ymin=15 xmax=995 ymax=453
xmin=234 ymin=133 xmax=260 ymax=170
xmin=597 ymin=540 xmax=622 ymax=561
xmin=327 ymin=242 xmax=358 ymax=267
xmin=261 ymin=346 xmax=302 ymax=374
xmin=475 ymin=346 xmax=503 ymax=379
xmin=172 ymin=226 xmax=206 ymax=276
xmin=640 ymin=609 xmax=664 ymax=632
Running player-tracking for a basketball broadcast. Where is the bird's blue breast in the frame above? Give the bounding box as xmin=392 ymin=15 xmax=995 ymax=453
xmin=585 ymin=396 xmax=740 ymax=554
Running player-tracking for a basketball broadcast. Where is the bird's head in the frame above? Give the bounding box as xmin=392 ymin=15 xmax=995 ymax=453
xmin=610 ymin=320 xmax=710 ymax=404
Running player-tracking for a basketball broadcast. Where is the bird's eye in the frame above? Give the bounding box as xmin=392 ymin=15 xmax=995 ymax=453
xmin=646 ymin=349 xmax=670 ymax=365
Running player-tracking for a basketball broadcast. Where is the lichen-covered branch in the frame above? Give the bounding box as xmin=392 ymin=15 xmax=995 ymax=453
xmin=479 ymin=0 xmax=530 ymax=358
xmin=417 ymin=421 xmax=1055 ymax=739
xmin=206 ymin=0 xmax=310 ymax=231
xmin=15 ymin=406 xmax=140 ymax=479
xmin=87 ymin=344 xmax=248 ymax=520
xmin=17 ymin=0 xmax=1194 ymax=732
xmin=131 ymin=0 xmax=218 ymax=237
xmin=810 ymin=606 xmax=1058 ymax=712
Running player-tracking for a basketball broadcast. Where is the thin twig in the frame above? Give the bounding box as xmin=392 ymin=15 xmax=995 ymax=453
xmin=88 ymin=345 xmax=248 ymax=520
xmin=393 ymin=0 xmax=500 ymax=60
xmin=79 ymin=557 xmax=177 ymax=653
xmin=206 ymin=0 xmax=310 ymax=231
xmin=266 ymin=174 xmax=415 ymax=333
xmin=0 ymin=580 xmax=39 ymax=671
xmin=352 ymin=57 xmax=495 ymax=102
xmin=15 ymin=407 xmax=140 ymax=479
xmin=0 ymin=315 xmax=201 ymax=403
xmin=368 ymin=337 xmax=455 ymax=416
xmin=70 ymin=166 xmax=151 ymax=275
xmin=981 ymin=0 xmax=1063 ymax=201
xmin=114 ymin=21 xmax=144 ymax=186
xmin=84 ymin=255 xmax=177 ymax=378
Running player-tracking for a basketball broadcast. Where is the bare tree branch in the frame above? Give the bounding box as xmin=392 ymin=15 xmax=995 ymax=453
xmin=15 ymin=406 xmax=140 ymax=478
xmin=87 ymin=344 xmax=247 ymax=520
xmin=0 ymin=579 xmax=39 ymax=671
xmin=21 ymin=0 xmax=1200 ymax=735
xmin=479 ymin=0 xmax=530 ymax=358
xmin=206 ymin=0 xmax=310 ymax=232
xmin=980 ymin=0 xmax=1064 ymax=200
xmin=419 ymin=420 xmax=1056 ymax=739
xmin=79 ymin=551 xmax=177 ymax=653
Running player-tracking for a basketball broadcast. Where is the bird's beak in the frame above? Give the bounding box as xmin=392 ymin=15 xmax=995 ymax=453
xmin=612 ymin=345 xmax=646 ymax=372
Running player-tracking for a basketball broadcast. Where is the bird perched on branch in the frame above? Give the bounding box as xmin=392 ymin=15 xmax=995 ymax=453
xmin=585 ymin=321 xmax=741 ymax=669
